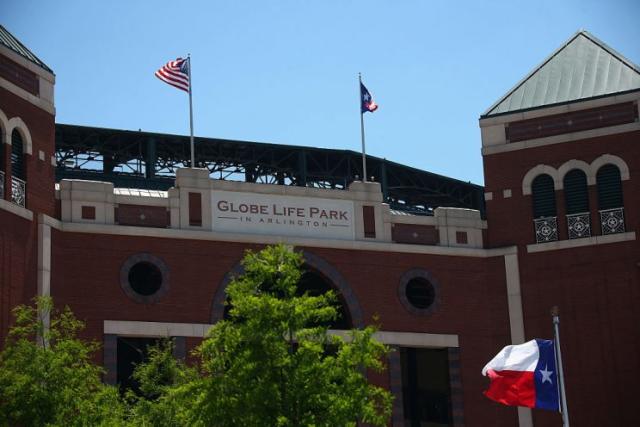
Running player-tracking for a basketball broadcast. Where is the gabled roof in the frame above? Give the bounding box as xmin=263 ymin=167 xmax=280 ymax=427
xmin=0 ymin=24 xmax=53 ymax=73
xmin=482 ymin=31 xmax=640 ymax=118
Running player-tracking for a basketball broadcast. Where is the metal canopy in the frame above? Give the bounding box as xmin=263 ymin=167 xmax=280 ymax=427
xmin=55 ymin=124 xmax=485 ymax=216
xmin=483 ymin=31 xmax=640 ymax=118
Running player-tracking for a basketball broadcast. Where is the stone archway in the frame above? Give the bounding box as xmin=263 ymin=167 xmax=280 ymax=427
xmin=210 ymin=249 xmax=364 ymax=328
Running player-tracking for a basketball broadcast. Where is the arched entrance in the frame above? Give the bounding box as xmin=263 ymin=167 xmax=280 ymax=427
xmin=211 ymin=250 xmax=363 ymax=329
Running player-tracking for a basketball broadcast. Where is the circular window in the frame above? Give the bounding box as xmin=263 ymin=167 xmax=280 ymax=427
xmin=405 ymin=277 xmax=435 ymax=309
xmin=128 ymin=262 xmax=163 ymax=296
xmin=398 ymin=269 xmax=439 ymax=315
xmin=120 ymin=253 xmax=169 ymax=303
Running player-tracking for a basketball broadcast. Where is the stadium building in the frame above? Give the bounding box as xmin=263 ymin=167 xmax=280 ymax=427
xmin=1 ymin=25 xmax=639 ymax=426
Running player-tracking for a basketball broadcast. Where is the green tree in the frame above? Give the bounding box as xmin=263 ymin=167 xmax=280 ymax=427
xmin=125 ymin=339 xmax=196 ymax=427
xmin=0 ymin=297 xmax=125 ymax=426
xmin=174 ymin=244 xmax=393 ymax=426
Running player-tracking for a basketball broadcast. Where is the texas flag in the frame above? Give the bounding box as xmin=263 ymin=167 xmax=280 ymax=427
xmin=360 ymin=82 xmax=378 ymax=113
xmin=482 ymin=339 xmax=559 ymax=411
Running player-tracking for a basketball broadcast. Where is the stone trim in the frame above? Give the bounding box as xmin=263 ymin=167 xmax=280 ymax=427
xmin=210 ymin=262 xmax=244 ymax=323
xmin=590 ymin=153 xmax=630 ymax=180
xmin=397 ymin=268 xmax=440 ymax=316
xmin=104 ymin=320 xmax=212 ymax=337
xmin=557 ymin=159 xmax=593 ymax=186
xmin=482 ymin=121 xmax=640 ymax=156
xmin=119 ymin=253 xmax=170 ymax=304
xmin=0 ymin=198 xmax=33 ymax=220
xmin=7 ymin=116 xmax=33 ymax=154
xmin=527 ymin=231 xmax=636 ymax=253
xmin=301 ymin=250 xmax=364 ymax=328
xmin=522 ymin=153 xmax=631 ymax=195
xmin=387 ymin=347 xmax=404 ymax=427
xmin=522 ymin=165 xmax=560 ymax=196
xmin=0 ymin=108 xmax=7 ymax=139
xmin=37 ymin=215 xmax=51 ymax=334
xmin=448 ymin=347 xmax=465 ymax=427
xmin=103 ymin=334 xmax=117 ymax=385
xmin=103 ymin=320 xmax=459 ymax=347
xmin=504 ymin=253 xmax=525 ymax=344
xmin=52 ymin=219 xmax=518 ymax=259
xmin=502 ymin=253 xmax=533 ymax=427
xmin=210 ymin=250 xmax=365 ymax=328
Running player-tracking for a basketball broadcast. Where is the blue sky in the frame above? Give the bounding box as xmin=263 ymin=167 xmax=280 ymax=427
xmin=4 ymin=0 xmax=640 ymax=185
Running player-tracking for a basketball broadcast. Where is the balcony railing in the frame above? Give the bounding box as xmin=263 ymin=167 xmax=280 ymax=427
xmin=534 ymin=216 xmax=558 ymax=243
xmin=566 ymin=212 xmax=591 ymax=239
xmin=11 ymin=176 xmax=26 ymax=208
xmin=600 ymin=208 xmax=625 ymax=235
xmin=0 ymin=171 xmax=4 ymax=200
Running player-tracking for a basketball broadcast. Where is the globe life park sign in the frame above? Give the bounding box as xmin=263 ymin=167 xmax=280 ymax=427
xmin=212 ymin=191 xmax=355 ymax=240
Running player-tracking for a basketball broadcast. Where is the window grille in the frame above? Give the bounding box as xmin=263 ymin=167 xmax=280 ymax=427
xmin=596 ymin=164 xmax=623 ymax=210
xmin=563 ymin=169 xmax=589 ymax=214
xmin=11 ymin=130 xmax=25 ymax=180
xmin=597 ymin=164 xmax=625 ymax=235
xmin=564 ymin=169 xmax=590 ymax=239
xmin=532 ymin=174 xmax=557 ymax=243
xmin=532 ymin=174 xmax=556 ymax=218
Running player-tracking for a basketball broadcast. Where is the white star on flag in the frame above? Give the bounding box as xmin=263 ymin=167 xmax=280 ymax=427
xmin=540 ymin=365 xmax=553 ymax=384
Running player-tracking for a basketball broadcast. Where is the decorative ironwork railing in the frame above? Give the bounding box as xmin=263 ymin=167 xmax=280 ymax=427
xmin=0 ymin=171 xmax=4 ymax=200
xmin=600 ymin=208 xmax=625 ymax=235
xmin=534 ymin=216 xmax=558 ymax=243
xmin=566 ymin=212 xmax=591 ymax=239
xmin=11 ymin=176 xmax=26 ymax=207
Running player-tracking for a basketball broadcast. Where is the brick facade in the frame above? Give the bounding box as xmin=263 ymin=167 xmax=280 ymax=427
xmin=1 ymin=29 xmax=639 ymax=427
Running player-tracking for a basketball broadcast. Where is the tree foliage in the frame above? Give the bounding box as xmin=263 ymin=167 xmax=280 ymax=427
xmin=0 ymin=297 xmax=125 ymax=426
xmin=179 ymin=244 xmax=393 ymax=426
xmin=0 ymin=245 xmax=392 ymax=426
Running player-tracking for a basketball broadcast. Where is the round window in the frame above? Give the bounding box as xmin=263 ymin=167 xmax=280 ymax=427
xmin=128 ymin=262 xmax=163 ymax=296
xmin=120 ymin=253 xmax=169 ymax=303
xmin=398 ymin=269 xmax=439 ymax=315
xmin=406 ymin=277 xmax=435 ymax=310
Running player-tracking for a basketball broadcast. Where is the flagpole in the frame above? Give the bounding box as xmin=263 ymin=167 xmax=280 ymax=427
xmin=552 ymin=306 xmax=570 ymax=426
xmin=188 ymin=54 xmax=195 ymax=168
xmin=358 ymin=73 xmax=367 ymax=182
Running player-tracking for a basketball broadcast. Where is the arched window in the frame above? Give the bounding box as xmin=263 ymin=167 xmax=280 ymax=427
xmin=597 ymin=165 xmax=623 ymax=210
xmin=532 ymin=174 xmax=556 ymax=218
xmin=223 ymin=268 xmax=352 ymax=330
xmin=11 ymin=130 xmax=24 ymax=180
xmin=531 ymin=174 xmax=558 ymax=243
xmin=564 ymin=170 xmax=589 ymax=214
xmin=563 ymin=169 xmax=590 ymax=239
xmin=10 ymin=130 xmax=26 ymax=207
xmin=597 ymin=164 xmax=625 ymax=234
xmin=297 ymin=270 xmax=352 ymax=330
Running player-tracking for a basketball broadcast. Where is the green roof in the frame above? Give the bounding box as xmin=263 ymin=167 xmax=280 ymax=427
xmin=482 ymin=31 xmax=640 ymax=118
xmin=0 ymin=24 xmax=52 ymax=73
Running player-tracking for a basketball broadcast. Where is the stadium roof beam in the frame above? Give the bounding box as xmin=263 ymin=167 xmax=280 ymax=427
xmin=55 ymin=123 xmax=485 ymax=216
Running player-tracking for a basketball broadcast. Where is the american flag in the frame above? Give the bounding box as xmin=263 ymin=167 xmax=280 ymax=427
xmin=155 ymin=57 xmax=190 ymax=92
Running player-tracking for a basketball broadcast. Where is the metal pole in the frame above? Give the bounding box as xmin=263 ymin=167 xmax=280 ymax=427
xmin=188 ymin=55 xmax=195 ymax=168
xmin=359 ymin=73 xmax=367 ymax=182
xmin=552 ymin=306 xmax=570 ymax=426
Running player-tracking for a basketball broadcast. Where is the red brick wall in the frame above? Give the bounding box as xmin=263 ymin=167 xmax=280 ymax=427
xmin=519 ymin=242 xmax=640 ymax=426
xmin=483 ymin=129 xmax=640 ymax=248
xmin=0 ymin=209 xmax=37 ymax=345
xmin=483 ymin=125 xmax=640 ymax=425
xmin=0 ymin=87 xmax=56 ymax=217
xmin=50 ymin=231 xmax=515 ymax=426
